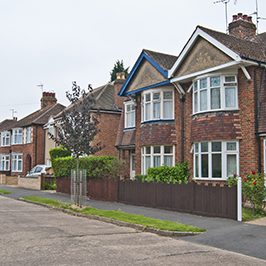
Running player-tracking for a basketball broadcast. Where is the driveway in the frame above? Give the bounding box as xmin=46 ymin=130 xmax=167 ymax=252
xmin=1 ymin=185 xmax=266 ymax=260
xmin=0 ymin=196 xmax=265 ymax=266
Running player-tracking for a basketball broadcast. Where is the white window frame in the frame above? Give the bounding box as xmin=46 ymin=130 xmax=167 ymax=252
xmin=1 ymin=131 xmax=11 ymax=146
xmin=193 ymin=141 xmax=239 ymax=181
xmin=12 ymin=128 xmax=23 ymax=145
xmin=124 ymin=101 xmax=136 ymax=129
xmin=11 ymin=153 xmax=23 ymax=172
xmin=141 ymin=89 xmax=174 ymax=122
xmin=141 ymin=145 xmax=175 ymax=175
xmin=0 ymin=154 xmax=10 ymax=171
xmin=192 ymin=74 xmax=238 ymax=114
xmin=25 ymin=127 xmax=32 ymax=144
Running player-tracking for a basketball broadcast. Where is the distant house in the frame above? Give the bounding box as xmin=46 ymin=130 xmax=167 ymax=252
xmin=52 ymin=74 xmax=126 ymax=157
xmin=118 ymin=13 xmax=266 ymax=181
xmin=0 ymin=92 xmax=65 ymax=176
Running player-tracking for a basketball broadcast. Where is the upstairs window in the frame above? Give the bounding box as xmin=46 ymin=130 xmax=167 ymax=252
xmin=193 ymin=75 xmax=238 ymax=114
xmin=0 ymin=154 xmax=10 ymax=171
xmin=124 ymin=101 xmax=135 ymax=128
xmin=141 ymin=89 xmax=174 ymax=122
xmin=12 ymin=128 xmax=23 ymax=145
xmin=1 ymin=131 xmax=11 ymax=146
xmin=25 ymin=127 xmax=32 ymax=144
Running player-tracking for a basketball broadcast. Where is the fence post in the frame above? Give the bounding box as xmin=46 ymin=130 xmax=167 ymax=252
xmin=237 ymin=177 xmax=242 ymax=222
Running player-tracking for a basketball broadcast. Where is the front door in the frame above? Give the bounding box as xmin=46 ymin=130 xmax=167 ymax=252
xmin=130 ymin=150 xmax=136 ymax=180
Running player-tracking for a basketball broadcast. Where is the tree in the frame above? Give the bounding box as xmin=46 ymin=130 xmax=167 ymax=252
xmin=110 ymin=60 xmax=129 ymax=81
xmin=49 ymin=81 xmax=101 ymax=206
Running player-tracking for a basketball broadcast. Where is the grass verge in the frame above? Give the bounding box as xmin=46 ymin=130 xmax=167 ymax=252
xmin=0 ymin=189 xmax=11 ymax=195
xmin=22 ymin=196 xmax=205 ymax=233
xmin=242 ymin=207 xmax=266 ymax=222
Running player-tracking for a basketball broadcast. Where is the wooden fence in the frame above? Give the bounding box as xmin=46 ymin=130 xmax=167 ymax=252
xmin=118 ymin=181 xmax=237 ymax=220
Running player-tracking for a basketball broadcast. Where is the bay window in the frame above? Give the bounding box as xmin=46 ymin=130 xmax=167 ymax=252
xmin=12 ymin=128 xmax=23 ymax=145
xmin=193 ymin=75 xmax=238 ymax=114
xmin=142 ymin=145 xmax=174 ymax=174
xmin=194 ymin=141 xmax=238 ymax=180
xmin=142 ymin=89 xmax=174 ymax=122
xmin=124 ymin=101 xmax=135 ymax=128
xmin=0 ymin=154 xmax=10 ymax=171
xmin=1 ymin=131 xmax=11 ymax=146
xmin=12 ymin=154 xmax=23 ymax=172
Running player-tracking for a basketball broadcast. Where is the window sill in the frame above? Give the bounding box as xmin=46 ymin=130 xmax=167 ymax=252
xmin=11 ymin=143 xmax=23 ymax=146
xmin=141 ymin=119 xmax=175 ymax=125
xmin=123 ymin=127 xmax=136 ymax=132
xmin=192 ymin=109 xmax=239 ymax=116
xmin=0 ymin=145 xmax=11 ymax=147
xmin=193 ymin=177 xmax=228 ymax=181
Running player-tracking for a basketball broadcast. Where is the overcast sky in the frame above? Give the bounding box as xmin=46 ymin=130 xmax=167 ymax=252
xmin=0 ymin=0 xmax=265 ymax=121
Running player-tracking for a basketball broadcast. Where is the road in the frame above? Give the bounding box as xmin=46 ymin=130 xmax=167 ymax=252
xmin=0 ymin=196 xmax=265 ymax=266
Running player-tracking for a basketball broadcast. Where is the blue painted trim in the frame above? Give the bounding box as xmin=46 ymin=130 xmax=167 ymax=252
xmin=126 ymin=80 xmax=170 ymax=96
xmin=141 ymin=119 xmax=175 ymax=125
xmin=118 ymin=51 xmax=169 ymax=96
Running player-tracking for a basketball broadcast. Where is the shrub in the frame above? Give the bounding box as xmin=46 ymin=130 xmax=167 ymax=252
xmin=136 ymin=162 xmax=189 ymax=184
xmin=43 ymin=181 xmax=56 ymax=190
xmin=49 ymin=147 xmax=71 ymax=165
xmin=53 ymin=156 xmax=124 ymax=179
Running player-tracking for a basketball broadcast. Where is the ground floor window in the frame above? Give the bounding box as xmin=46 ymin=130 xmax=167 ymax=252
xmin=142 ymin=145 xmax=174 ymax=174
xmin=194 ymin=141 xmax=238 ymax=180
xmin=12 ymin=154 xmax=23 ymax=172
xmin=0 ymin=154 xmax=10 ymax=171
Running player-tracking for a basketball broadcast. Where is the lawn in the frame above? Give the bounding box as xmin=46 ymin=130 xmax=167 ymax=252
xmin=0 ymin=189 xmax=11 ymax=195
xmin=22 ymin=196 xmax=205 ymax=233
xmin=242 ymin=207 xmax=266 ymax=222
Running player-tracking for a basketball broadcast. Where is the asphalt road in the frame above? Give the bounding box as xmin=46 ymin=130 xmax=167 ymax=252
xmin=0 ymin=196 xmax=265 ymax=266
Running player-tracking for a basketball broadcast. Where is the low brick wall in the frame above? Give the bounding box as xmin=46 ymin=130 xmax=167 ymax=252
xmin=18 ymin=176 xmax=41 ymax=190
xmin=0 ymin=175 xmax=18 ymax=185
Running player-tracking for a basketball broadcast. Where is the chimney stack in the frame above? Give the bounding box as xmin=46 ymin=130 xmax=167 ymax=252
xmin=113 ymin=72 xmax=126 ymax=109
xmin=41 ymin=92 xmax=57 ymax=109
xmin=228 ymin=13 xmax=256 ymax=40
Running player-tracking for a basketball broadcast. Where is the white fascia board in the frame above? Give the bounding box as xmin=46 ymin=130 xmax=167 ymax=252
xmin=240 ymin=66 xmax=251 ymax=80
xmin=169 ymin=28 xmax=241 ymax=77
xmin=170 ymin=61 xmax=240 ymax=83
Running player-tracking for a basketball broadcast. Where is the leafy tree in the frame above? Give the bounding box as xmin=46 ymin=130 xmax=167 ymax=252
xmin=110 ymin=60 xmax=129 ymax=81
xmin=49 ymin=81 xmax=101 ymax=205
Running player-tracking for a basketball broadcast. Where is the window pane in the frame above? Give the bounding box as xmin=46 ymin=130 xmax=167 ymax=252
xmin=227 ymin=142 xmax=237 ymax=151
xmin=201 ymin=154 xmax=208 ymax=177
xmin=212 ymin=142 xmax=221 ymax=152
xmin=195 ymin=154 xmax=199 ymax=177
xmin=212 ymin=154 xmax=222 ymax=178
xmin=210 ymin=76 xmax=220 ymax=87
xmin=163 ymin=91 xmax=173 ymax=100
xmin=211 ymin=88 xmax=221 ymax=109
xmin=145 ymin=147 xmax=151 ymax=154
xmin=225 ymin=76 xmax=236 ymax=83
xmin=200 ymin=78 xmax=207 ymax=89
xmin=200 ymin=90 xmax=207 ymax=111
xmin=164 ymin=146 xmax=173 ymax=154
xmin=194 ymin=92 xmax=198 ymax=112
xmin=153 ymin=146 xmax=161 ymax=154
xmin=227 ymin=155 xmax=237 ymax=177
xmin=126 ymin=105 xmax=131 ymax=112
xmin=163 ymin=101 xmax=173 ymax=119
xmin=145 ymin=93 xmax=151 ymax=102
xmin=145 ymin=103 xmax=151 ymax=120
xmin=145 ymin=156 xmax=151 ymax=171
xmin=225 ymin=87 xmax=236 ymax=108
xmin=195 ymin=143 xmax=199 ymax=153
xmin=201 ymin=142 xmax=208 ymax=152
xmin=153 ymin=93 xmax=160 ymax=100
xmin=164 ymin=155 xmax=173 ymax=166
xmin=193 ymin=81 xmax=198 ymax=92
xmin=154 ymin=156 xmax=161 ymax=167
xmin=153 ymin=102 xmax=160 ymax=119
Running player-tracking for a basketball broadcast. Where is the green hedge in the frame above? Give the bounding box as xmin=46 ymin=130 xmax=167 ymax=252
xmin=50 ymin=147 xmax=71 ymax=163
xmin=135 ymin=162 xmax=189 ymax=184
xmin=53 ymin=156 xmax=123 ymax=179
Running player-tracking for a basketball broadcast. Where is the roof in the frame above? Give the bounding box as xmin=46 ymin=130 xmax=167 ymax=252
xmin=143 ymin=49 xmax=178 ymax=71
xmin=55 ymin=83 xmax=122 ymax=119
xmin=119 ymin=49 xmax=177 ymax=96
xmin=198 ymin=26 xmax=266 ymax=63
xmin=0 ymin=119 xmax=18 ymax=132
xmin=15 ymin=103 xmax=65 ymax=127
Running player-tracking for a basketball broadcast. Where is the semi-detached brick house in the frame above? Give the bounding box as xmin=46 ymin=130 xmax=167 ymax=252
xmin=117 ymin=14 xmax=266 ymax=182
xmin=52 ymin=75 xmax=126 ymax=158
xmin=0 ymin=92 xmax=65 ymax=176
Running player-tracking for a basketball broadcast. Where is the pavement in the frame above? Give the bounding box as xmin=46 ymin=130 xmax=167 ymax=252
xmin=1 ymin=196 xmax=265 ymax=266
xmin=1 ymin=185 xmax=266 ymax=261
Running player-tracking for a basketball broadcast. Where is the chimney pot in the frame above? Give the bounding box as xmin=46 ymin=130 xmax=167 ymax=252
xmin=41 ymin=91 xmax=57 ymax=109
xmin=233 ymin=15 xmax=238 ymax=21
xmin=247 ymin=16 xmax=252 ymax=22
xmin=243 ymin=14 xmax=248 ymax=21
xmin=237 ymin=13 xmax=243 ymax=19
